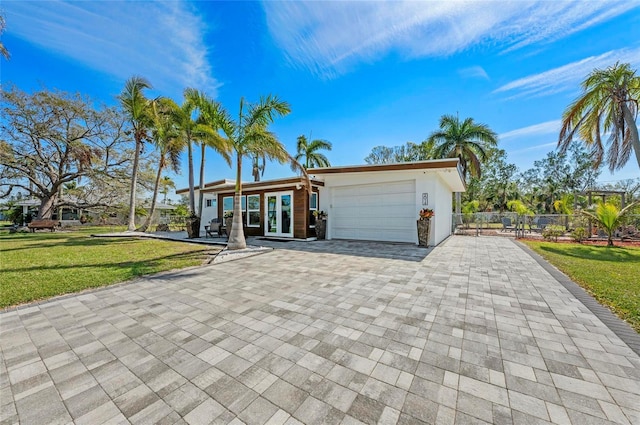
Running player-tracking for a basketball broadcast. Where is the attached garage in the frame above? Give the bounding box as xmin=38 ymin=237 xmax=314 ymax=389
xmin=309 ymin=160 xmax=465 ymax=246
xmin=331 ymin=180 xmax=416 ymax=242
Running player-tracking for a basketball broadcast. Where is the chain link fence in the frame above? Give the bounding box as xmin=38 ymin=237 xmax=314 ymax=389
xmin=453 ymin=213 xmax=640 ymax=240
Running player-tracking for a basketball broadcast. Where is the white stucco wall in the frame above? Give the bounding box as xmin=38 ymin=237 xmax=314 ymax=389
xmin=197 ymin=193 xmax=218 ymax=234
xmin=316 ymin=168 xmax=459 ymax=246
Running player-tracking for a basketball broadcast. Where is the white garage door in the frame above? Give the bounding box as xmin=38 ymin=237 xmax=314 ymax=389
xmin=331 ymin=180 xmax=416 ymax=243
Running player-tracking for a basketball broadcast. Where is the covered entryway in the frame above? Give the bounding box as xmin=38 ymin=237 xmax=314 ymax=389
xmin=330 ymin=180 xmax=416 ymax=242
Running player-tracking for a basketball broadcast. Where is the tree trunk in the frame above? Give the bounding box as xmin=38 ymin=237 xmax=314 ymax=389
xmin=227 ymin=154 xmax=247 ymax=250
xmin=197 ymin=143 xmax=206 ymax=219
xmin=127 ymin=138 xmax=142 ymax=231
xmin=187 ymin=140 xmax=195 ymax=215
xmin=37 ymin=193 xmax=57 ymax=220
xmin=137 ymin=161 xmax=163 ymax=232
xmin=455 ymin=192 xmax=461 ymax=215
xmin=622 ymin=102 xmax=640 ymax=169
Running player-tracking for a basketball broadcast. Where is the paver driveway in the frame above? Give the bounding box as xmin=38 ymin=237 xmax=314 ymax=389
xmin=1 ymin=236 xmax=639 ymax=424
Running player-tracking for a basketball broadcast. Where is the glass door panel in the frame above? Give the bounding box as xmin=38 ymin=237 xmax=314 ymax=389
xmin=267 ymin=195 xmax=277 ymax=234
xmin=264 ymin=192 xmax=294 ymax=237
xmin=281 ymin=194 xmax=291 ymax=234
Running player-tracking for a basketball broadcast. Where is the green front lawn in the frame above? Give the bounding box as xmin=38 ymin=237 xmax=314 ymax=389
xmin=522 ymin=241 xmax=640 ymax=332
xmin=0 ymin=227 xmax=215 ymax=308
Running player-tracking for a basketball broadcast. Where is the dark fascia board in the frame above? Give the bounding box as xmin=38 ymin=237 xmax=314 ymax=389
xmin=308 ymin=159 xmax=460 ymax=174
xmin=308 ymin=159 xmax=465 ymax=190
xmin=178 ymin=177 xmax=325 ymax=195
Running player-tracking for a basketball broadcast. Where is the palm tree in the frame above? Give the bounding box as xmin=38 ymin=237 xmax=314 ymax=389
xmin=295 ymin=135 xmax=332 ymax=169
xmin=189 ymin=91 xmax=231 ymax=219
xmin=118 ymin=76 xmax=153 ymax=231
xmin=581 ymin=201 xmax=638 ymax=246
xmin=428 ymin=114 xmax=498 ymax=214
xmin=137 ymin=98 xmax=183 ymax=232
xmin=169 ymin=88 xmax=212 ymax=217
xmin=559 ymin=62 xmax=640 ymax=171
xmin=216 ymin=95 xmax=306 ymax=250
xmin=160 ymin=176 xmax=175 ymax=203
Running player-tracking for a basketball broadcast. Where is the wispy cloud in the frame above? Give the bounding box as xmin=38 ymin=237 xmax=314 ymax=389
xmin=499 ymin=120 xmax=561 ymax=140
xmin=510 ymin=142 xmax=557 ymax=154
xmin=458 ymin=66 xmax=490 ymax=80
xmin=262 ymin=1 xmax=638 ymax=78
xmin=4 ymin=0 xmax=218 ymax=98
xmin=494 ymin=47 xmax=640 ymax=98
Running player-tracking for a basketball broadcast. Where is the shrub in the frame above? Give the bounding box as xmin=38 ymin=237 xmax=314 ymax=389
xmin=542 ymin=225 xmax=565 ymax=242
xmin=570 ymin=227 xmax=587 ymax=243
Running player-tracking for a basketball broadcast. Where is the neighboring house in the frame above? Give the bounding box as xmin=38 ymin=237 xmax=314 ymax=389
xmin=9 ymin=198 xmax=176 ymax=227
xmin=178 ymin=159 xmax=465 ymax=246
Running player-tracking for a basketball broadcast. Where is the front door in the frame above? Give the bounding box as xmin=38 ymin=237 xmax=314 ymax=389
xmin=265 ymin=191 xmax=293 ymax=238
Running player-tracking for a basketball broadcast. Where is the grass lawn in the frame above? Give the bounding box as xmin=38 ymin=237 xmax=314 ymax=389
xmin=522 ymin=240 xmax=640 ymax=332
xmin=0 ymin=226 xmax=216 ymax=308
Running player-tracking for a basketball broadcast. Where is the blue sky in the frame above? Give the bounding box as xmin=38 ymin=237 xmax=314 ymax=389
xmin=3 ymin=1 xmax=639 ymax=198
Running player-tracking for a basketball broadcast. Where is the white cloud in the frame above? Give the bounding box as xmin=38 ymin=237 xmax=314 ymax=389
xmin=458 ymin=66 xmax=490 ymax=80
xmin=262 ymin=0 xmax=638 ymax=78
xmin=4 ymin=0 xmax=219 ymax=98
xmin=494 ymin=47 xmax=640 ymax=98
xmin=510 ymin=142 xmax=557 ymax=154
xmin=499 ymin=120 xmax=561 ymax=140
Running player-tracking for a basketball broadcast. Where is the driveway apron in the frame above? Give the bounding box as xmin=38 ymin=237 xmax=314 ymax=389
xmin=1 ymin=236 xmax=639 ymax=424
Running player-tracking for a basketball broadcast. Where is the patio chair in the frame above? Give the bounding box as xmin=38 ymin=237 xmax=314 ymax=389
xmin=205 ymin=218 xmax=224 ymax=238
xmin=501 ymin=217 xmax=515 ymax=232
xmin=532 ymin=217 xmax=550 ymax=233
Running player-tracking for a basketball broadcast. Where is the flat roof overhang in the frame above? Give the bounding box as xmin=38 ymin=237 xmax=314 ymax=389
xmin=308 ymin=159 xmax=466 ymax=192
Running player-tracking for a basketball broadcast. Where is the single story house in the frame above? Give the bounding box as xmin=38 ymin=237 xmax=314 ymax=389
xmin=9 ymin=198 xmax=176 ymax=226
xmin=177 ymin=159 xmax=465 ymax=246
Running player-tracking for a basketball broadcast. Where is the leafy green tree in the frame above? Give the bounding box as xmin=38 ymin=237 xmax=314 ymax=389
xmin=467 ymin=148 xmax=518 ymax=212
xmin=119 ymin=76 xmax=153 ymax=231
xmin=364 ymin=141 xmax=434 ymax=164
xmin=428 ymin=114 xmax=498 ymax=213
xmin=519 ymin=142 xmax=601 ymax=213
xmin=2 ymin=86 xmax=130 ymax=219
xmin=559 ymin=62 xmax=640 ymax=171
xmin=216 ymin=95 xmax=305 ymax=250
xmin=0 ymin=13 xmax=9 ymax=60
xmin=295 ymin=135 xmax=332 ymax=169
xmin=582 ymin=202 xmax=639 ymax=246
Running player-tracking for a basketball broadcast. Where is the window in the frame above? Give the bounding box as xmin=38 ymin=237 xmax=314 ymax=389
xmin=223 ymin=196 xmax=234 ymax=217
xmin=309 ymin=192 xmax=318 ymax=227
xmin=205 ymin=199 xmax=214 ymax=208
xmin=223 ymin=195 xmax=248 ymax=223
xmin=247 ymin=194 xmax=260 ymax=227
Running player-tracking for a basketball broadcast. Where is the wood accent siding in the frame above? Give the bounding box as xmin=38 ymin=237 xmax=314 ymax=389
xmin=293 ymin=187 xmax=307 ymax=239
xmin=216 ymin=186 xmax=320 ymax=239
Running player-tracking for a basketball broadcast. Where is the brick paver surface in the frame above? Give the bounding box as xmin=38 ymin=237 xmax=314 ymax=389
xmin=1 ymin=236 xmax=639 ymax=424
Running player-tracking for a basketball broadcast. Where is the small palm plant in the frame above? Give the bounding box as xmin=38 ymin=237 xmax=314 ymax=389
xmin=581 ymin=202 xmax=639 ymax=246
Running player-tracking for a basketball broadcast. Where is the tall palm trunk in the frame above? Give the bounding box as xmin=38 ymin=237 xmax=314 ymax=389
xmin=197 ymin=143 xmax=206 ymax=219
xmin=228 ymin=154 xmax=247 ymax=250
xmin=137 ymin=159 xmax=163 ymax=232
xmin=127 ymin=138 xmax=142 ymax=231
xmin=622 ymin=102 xmax=640 ymax=168
xmin=455 ymin=192 xmax=462 ymax=215
xmin=187 ymin=140 xmax=195 ymax=214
